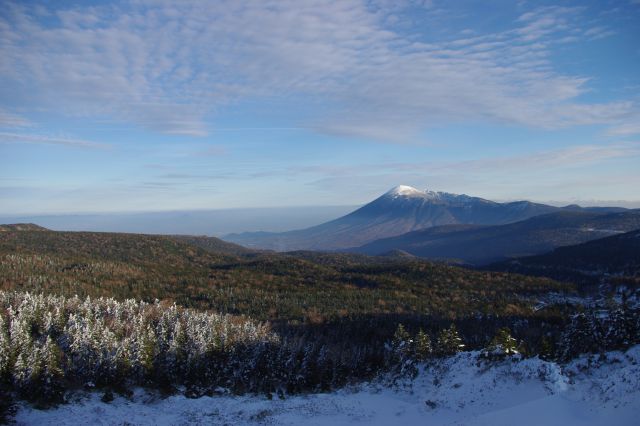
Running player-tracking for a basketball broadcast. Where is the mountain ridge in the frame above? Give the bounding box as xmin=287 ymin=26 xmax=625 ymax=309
xmin=0 ymin=223 xmax=49 ymax=232
xmin=486 ymin=228 xmax=640 ymax=285
xmin=348 ymin=210 xmax=640 ymax=265
xmin=224 ymin=186 xmax=627 ymax=251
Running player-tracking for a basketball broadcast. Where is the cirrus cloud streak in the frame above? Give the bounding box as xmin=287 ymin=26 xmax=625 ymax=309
xmin=0 ymin=1 xmax=636 ymax=141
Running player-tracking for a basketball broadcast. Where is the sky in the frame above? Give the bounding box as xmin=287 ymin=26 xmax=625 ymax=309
xmin=1 ymin=0 xmax=639 ymax=215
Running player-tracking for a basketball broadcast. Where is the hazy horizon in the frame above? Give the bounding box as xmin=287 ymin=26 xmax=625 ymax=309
xmin=3 ymin=189 xmax=640 ymax=217
xmin=0 ymin=205 xmax=359 ymax=236
xmin=2 ymin=187 xmax=639 ymax=237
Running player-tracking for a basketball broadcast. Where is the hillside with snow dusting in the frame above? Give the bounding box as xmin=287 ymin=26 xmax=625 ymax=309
xmin=14 ymin=346 xmax=640 ymax=425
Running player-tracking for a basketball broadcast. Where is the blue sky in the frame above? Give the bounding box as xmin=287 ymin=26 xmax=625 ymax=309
xmin=1 ymin=0 xmax=639 ymax=214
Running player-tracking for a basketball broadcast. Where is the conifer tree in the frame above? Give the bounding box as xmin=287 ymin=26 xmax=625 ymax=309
xmin=436 ymin=324 xmax=465 ymax=356
xmin=538 ymin=336 xmax=555 ymax=360
xmin=392 ymin=324 xmax=411 ymax=356
xmin=606 ymin=301 xmax=638 ymax=350
xmin=560 ymin=312 xmax=603 ymax=360
xmin=484 ymin=327 xmax=518 ymax=358
xmin=414 ymin=329 xmax=432 ymax=361
xmin=38 ymin=336 xmax=65 ymax=404
xmin=0 ymin=314 xmax=9 ymax=380
xmin=12 ymin=353 xmax=28 ymax=392
xmin=386 ymin=324 xmax=416 ymax=379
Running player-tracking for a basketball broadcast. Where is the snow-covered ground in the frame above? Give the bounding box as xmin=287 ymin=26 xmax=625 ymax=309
xmin=14 ymin=346 xmax=640 ymax=425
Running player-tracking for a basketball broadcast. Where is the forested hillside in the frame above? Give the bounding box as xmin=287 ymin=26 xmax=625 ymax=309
xmin=351 ymin=211 xmax=640 ymax=264
xmin=0 ymin=229 xmax=569 ymax=321
xmin=1 ymin=227 xmax=638 ymax=410
xmin=488 ymin=229 xmax=640 ymax=287
xmin=0 ymin=224 xmax=48 ymax=232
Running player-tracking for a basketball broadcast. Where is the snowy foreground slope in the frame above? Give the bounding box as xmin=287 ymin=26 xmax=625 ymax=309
xmin=15 ymin=346 xmax=640 ymax=426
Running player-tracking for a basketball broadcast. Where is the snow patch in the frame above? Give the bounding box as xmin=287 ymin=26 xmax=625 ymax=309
xmin=386 ymin=185 xmax=424 ymax=197
xmin=385 ymin=185 xmax=470 ymax=203
xmin=13 ymin=346 xmax=640 ymax=425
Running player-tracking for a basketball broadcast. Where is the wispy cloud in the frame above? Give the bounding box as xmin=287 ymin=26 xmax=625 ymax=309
xmin=249 ymin=142 xmax=640 ymax=179
xmin=281 ymin=142 xmax=640 ymax=199
xmin=193 ymin=145 xmax=227 ymax=157
xmin=108 ymin=141 xmax=640 ymax=198
xmin=0 ymin=1 xmax=635 ymax=142
xmin=607 ymin=114 xmax=640 ymax=136
xmin=0 ymin=132 xmax=107 ymax=148
xmin=0 ymin=109 xmax=31 ymax=128
xmin=442 ymin=142 xmax=640 ymax=172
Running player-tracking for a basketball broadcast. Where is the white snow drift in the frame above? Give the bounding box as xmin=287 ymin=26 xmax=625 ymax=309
xmin=15 ymin=345 xmax=640 ymax=425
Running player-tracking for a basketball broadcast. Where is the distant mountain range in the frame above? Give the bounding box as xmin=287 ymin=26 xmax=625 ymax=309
xmin=224 ymin=185 xmax=628 ymax=251
xmin=349 ymin=210 xmax=640 ymax=265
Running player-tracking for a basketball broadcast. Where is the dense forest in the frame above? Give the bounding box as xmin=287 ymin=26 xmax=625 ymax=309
xmin=0 ymin=228 xmax=638 ymax=410
xmin=0 ymin=229 xmax=573 ymax=322
xmin=489 ymin=229 xmax=640 ymax=288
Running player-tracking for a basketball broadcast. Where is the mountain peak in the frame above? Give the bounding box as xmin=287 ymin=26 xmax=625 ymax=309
xmin=385 ymin=185 xmax=461 ymax=202
xmin=386 ymin=185 xmax=424 ymax=197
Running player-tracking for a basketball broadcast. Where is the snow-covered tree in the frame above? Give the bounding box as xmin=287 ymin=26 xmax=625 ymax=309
xmin=436 ymin=324 xmax=465 ymax=356
xmin=414 ymin=329 xmax=432 ymax=361
xmin=0 ymin=290 xmax=280 ymax=401
xmin=606 ymin=305 xmax=639 ymax=350
xmin=560 ymin=312 xmax=603 ymax=360
xmin=483 ymin=327 xmax=518 ymax=359
xmin=385 ymin=324 xmax=417 ymax=380
xmin=36 ymin=336 xmax=65 ymax=404
xmin=538 ymin=335 xmax=555 ymax=361
xmin=0 ymin=314 xmax=9 ymax=380
xmin=392 ymin=324 xmax=411 ymax=355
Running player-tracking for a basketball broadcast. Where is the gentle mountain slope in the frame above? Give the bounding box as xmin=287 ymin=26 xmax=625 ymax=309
xmin=488 ymin=228 xmax=640 ymax=285
xmin=0 ymin=228 xmax=569 ymax=321
xmin=224 ymin=186 xmax=575 ymax=251
xmin=170 ymin=234 xmax=259 ymax=256
xmin=0 ymin=223 xmax=49 ymax=232
xmin=350 ymin=210 xmax=640 ymax=265
xmin=0 ymin=228 xmax=238 ymax=264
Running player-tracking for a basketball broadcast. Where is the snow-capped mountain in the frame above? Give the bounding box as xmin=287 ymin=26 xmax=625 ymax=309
xmin=223 ymin=185 xmax=562 ymax=251
xmin=385 ymin=185 xmax=475 ymax=203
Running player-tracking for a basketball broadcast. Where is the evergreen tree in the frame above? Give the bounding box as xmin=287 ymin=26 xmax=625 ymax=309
xmin=560 ymin=312 xmax=603 ymax=360
xmin=12 ymin=353 xmax=29 ymax=392
xmin=606 ymin=303 xmax=639 ymax=350
xmin=386 ymin=324 xmax=416 ymax=379
xmin=436 ymin=324 xmax=465 ymax=356
xmin=37 ymin=336 xmax=65 ymax=404
xmin=414 ymin=329 xmax=432 ymax=361
xmin=392 ymin=324 xmax=411 ymax=356
xmin=484 ymin=327 xmax=518 ymax=359
xmin=0 ymin=314 xmax=9 ymax=380
xmin=538 ymin=336 xmax=555 ymax=360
